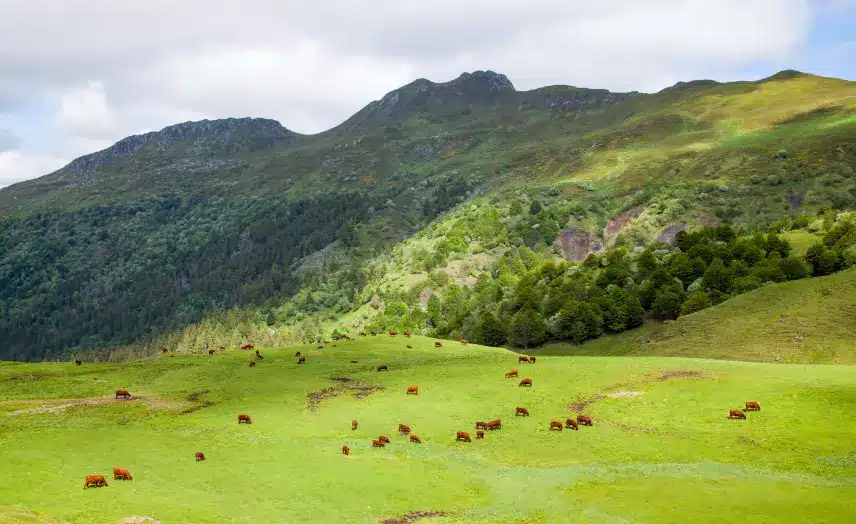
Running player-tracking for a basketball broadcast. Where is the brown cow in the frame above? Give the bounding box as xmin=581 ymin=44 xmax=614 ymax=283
xmin=112 ymin=466 xmax=133 ymax=481
xmin=406 ymin=385 xmax=419 ymax=395
xmin=403 ymin=331 xmax=412 ymax=338
xmin=255 ymin=354 xmax=263 ymax=360
xmin=518 ymin=356 xmax=530 ymax=363
xmin=549 ymin=420 xmax=563 ymax=431
xmin=377 ymin=364 xmax=389 ymax=371
xmin=460 ymin=338 xmax=469 ymax=345
xmin=745 ymin=401 xmax=761 ymax=411
xmin=519 ymin=378 xmax=532 ymax=387
xmin=378 ymin=435 xmax=391 ymax=444
xmin=566 ymin=418 xmax=579 ymax=430
xmin=294 ymin=351 xmax=301 ymax=357
xmin=372 ymin=439 xmax=385 ymax=448
xmin=208 ymin=349 xmax=215 ymax=355
xmin=505 ymin=369 xmax=519 ymax=378
xmin=297 ymin=357 xmax=307 ymax=364
xmin=249 ymin=361 xmax=256 ymax=367
xmin=398 ymin=424 xmax=411 ymax=435
xmin=406 ymin=345 xmax=413 ymax=349
xmin=434 ymin=341 xmax=443 ymax=348
xmin=115 ymin=389 xmax=131 ymax=399
xmin=475 ymin=421 xmax=488 ymax=430
xmin=729 ymin=409 xmax=747 ymax=419
xmin=389 ymin=331 xmax=398 ymax=337
xmin=487 ymin=419 xmax=502 ymax=430
xmin=241 ymin=344 xmax=254 ymax=350
xmin=84 ymin=475 xmax=108 ymax=488
xmin=515 ymin=407 xmax=530 ymax=417
xmin=74 ymin=359 xmax=82 ymax=365
xmin=359 ymin=332 xmax=367 ymax=337
xmin=456 ymin=431 xmax=472 ymax=442
xmin=476 ymin=430 xmax=485 ymax=439
xmin=195 ymin=452 xmax=206 ymax=461
xmin=577 ymin=415 xmax=593 ymax=426
xmin=410 ymin=434 xmax=422 ymax=444
xmin=342 ymin=445 xmax=350 ymax=456
xmin=323 ymin=339 xmax=331 ymax=344
xmin=238 ymin=414 xmax=252 ymax=424
xmin=352 ymin=420 xmax=358 ymax=430
xmin=161 ymin=348 xmax=168 ymax=354
xmin=529 ymin=356 xmax=536 ymax=364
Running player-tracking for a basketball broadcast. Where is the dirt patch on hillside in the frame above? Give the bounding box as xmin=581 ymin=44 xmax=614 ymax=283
xmin=179 ymin=390 xmax=216 ymax=415
xmin=380 ymin=510 xmax=451 ymax=524
xmin=119 ymin=517 xmax=161 ymax=524
xmin=7 ymin=394 xmax=179 ymax=416
xmin=656 ymin=370 xmax=706 ymax=381
xmin=607 ymin=391 xmax=642 ymax=399
xmin=603 ymin=206 xmax=644 ymax=247
xmin=567 ymin=393 xmax=606 ymax=412
xmin=306 ymin=377 xmax=385 ymax=411
xmin=557 ymin=227 xmax=603 ymax=262
xmin=657 ymin=224 xmax=687 ymax=245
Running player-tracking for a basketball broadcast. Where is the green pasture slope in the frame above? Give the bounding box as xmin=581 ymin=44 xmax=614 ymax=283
xmin=1 ymin=335 xmax=855 ymax=523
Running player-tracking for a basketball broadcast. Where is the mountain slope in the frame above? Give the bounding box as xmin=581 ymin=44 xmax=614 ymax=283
xmin=1 ymin=69 xmax=856 ymax=361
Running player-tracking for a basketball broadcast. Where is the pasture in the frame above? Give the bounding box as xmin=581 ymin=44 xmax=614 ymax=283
xmin=1 ymin=336 xmax=855 ymax=523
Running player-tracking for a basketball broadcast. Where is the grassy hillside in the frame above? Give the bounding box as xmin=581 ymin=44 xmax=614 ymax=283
xmin=540 ymin=266 xmax=856 ymax=364
xmin=1 ymin=70 xmax=856 ymax=361
xmin=1 ymin=338 xmax=854 ymax=523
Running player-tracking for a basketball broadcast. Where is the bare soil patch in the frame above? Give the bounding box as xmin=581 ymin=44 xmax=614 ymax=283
xmin=179 ymin=390 xmax=216 ymax=415
xmin=306 ymin=377 xmax=385 ymax=411
xmin=7 ymin=394 xmax=179 ymax=416
xmin=380 ymin=510 xmax=451 ymax=524
xmin=607 ymin=390 xmax=642 ymax=399
xmin=657 ymin=370 xmax=706 ymax=381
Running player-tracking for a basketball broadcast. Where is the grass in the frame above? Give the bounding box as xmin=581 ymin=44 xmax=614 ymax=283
xmin=540 ymin=267 xmax=856 ymax=364
xmin=1 ymin=336 xmax=855 ymax=523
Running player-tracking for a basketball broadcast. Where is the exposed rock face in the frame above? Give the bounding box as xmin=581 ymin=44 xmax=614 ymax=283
xmin=657 ymin=224 xmax=687 ymax=244
xmin=558 ymin=227 xmax=603 ymax=261
xmin=603 ymin=206 xmax=645 ymax=247
xmin=57 ymin=118 xmax=295 ymax=177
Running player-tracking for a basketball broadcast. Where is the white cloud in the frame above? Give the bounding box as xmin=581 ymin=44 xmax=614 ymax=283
xmin=0 ymin=0 xmax=834 ymax=186
xmin=54 ymin=81 xmax=116 ymax=139
xmin=0 ymin=151 xmax=68 ymax=188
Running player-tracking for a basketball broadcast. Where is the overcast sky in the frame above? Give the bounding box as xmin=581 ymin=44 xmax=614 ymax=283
xmin=1 ymin=0 xmax=855 ymax=188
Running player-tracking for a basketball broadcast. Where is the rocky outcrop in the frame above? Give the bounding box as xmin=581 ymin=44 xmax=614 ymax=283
xmin=657 ymin=224 xmax=687 ymax=244
xmin=557 ymin=227 xmax=603 ymax=261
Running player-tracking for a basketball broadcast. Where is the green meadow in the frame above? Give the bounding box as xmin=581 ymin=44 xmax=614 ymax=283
xmin=1 ymin=335 xmax=855 ymax=523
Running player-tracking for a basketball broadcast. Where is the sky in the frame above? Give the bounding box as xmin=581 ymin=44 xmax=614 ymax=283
xmin=1 ymin=0 xmax=855 ymax=188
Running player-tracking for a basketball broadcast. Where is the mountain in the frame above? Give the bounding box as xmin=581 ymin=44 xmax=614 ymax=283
xmin=1 ymin=69 xmax=856 ymax=361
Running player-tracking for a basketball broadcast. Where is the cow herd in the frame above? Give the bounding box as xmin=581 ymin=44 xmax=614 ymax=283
xmin=78 ymin=333 xmax=763 ymax=488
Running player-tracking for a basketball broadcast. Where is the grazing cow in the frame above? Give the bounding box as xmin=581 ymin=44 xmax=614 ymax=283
xmin=352 ymin=420 xmax=358 ymax=430
xmin=115 ymin=389 xmax=131 ymax=399
xmin=378 ymin=435 xmax=391 ymax=444
xmin=249 ymin=361 xmax=256 ymax=367
xmin=577 ymin=415 xmax=593 ymax=426
xmin=729 ymin=409 xmax=747 ymax=419
xmin=505 ymin=369 xmax=519 ymax=378
xmin=161 ymin=348 xmax=168 ymax=354
xmin=460 ymin=338 xmax=469 ymax=345
xmin=434 ymin=341 xmax=443 ymax=348
xmin=475 ymin=421 xmax=488 ymax=430
xmin=317 ymin=346 xmax=324 ymax=349
xmin=298 ymin=357 xmax=307 ymax=364
xmin=566 ymin=418 xmax=579 ymax=430
xmin=529 ymin=356 xmax=536 ymax=364
xmin=350 ymin=360 xmax=359 ymax=364
xmin=406 ymin=385 xmax=419 ymax=395
xmin=398 ymin=424 xmax=411 ymax=435
xmin=342 ymin=445 xmax=350 ymax=456
xmin=359 ymin=332 xmax=367 ymax=337
xmin=476 ymin=430 xmax=485 ymax=439
xmin=487 ymin=419 xmax=502 ymax=430
xmin=323 ymin=340 xmax=331 ymax=344
xmin=515 ymin=407 xmax=530 ymax=417
xmin=410 ymin=434 xmax=422 ymax=444
xmin=519 ymin=378 xmax=532 ymax=387
xmin=456 ymin=431 xmax=472 ymax=442
xmin=195 ymin=452 xmax=206 ymax=461
xmin=745 ymin=401 xmax=761 ymax=411
xmin=403 ymin=331 xmax=412 ymax=338
xmin=238 ymin=414 xmax=252 ymax=424
xmin=74 ymin=359 xmax=82 ymax=366
xmin=241 ymin=344 xmax=254 ymax=350
xmin=208 ymin=349 xmax=215 ymax=355
xmin=255 ymin=353 xmax=263 ymax=360
xmin=295 ymin=351 xmax=301 ymax=357
xmin=377 ymin=364 xmax=389 ymax=372
xmin=372 ymin=439 xmax=385 ymax=448
xmin=406 ymin=345 xmax=413 ymax=349
xmin=389 ymin=331 xmax=398 ymax=337
xmin=519 ymin=356 xmax=530 ymax=363
xmin=84 ymin=475 xmax=108 ymax=488
xmin=112 ymin=466 xmax=133 ymax=481
xmin=549 ymin=420 xmax=563 ymax=431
